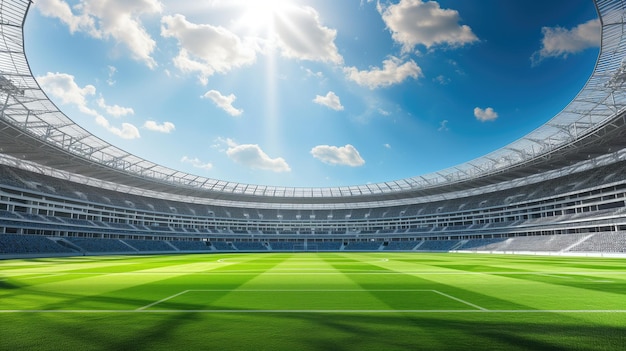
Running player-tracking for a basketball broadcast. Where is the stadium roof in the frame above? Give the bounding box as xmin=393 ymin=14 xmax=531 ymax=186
xmin=1 ymin=0 xmax=626 ymax=207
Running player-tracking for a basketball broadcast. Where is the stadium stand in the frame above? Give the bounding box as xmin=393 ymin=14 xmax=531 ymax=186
xmin=232 ymin=241 xmax=268 ymax=251
xmin=66 ymin=237 xmax=136 ymax=253
xmin=211 ymin=241 xmax=234 ymax=251
xmin=169 ymin=240 xmax=214 ymax=251
xmin=309 ymin=241 xmax=343 ymax=251
xmin=343 ymin=241 xmax=384 ymax=251
xmin=122 ymin=239 xmax=176 ymax=252
xmin=3 ymin=158 xmax=626 ymax=255
xmin=569 ymin=232 xmax=626 ymax=253
xmin=0 ymin=234 xmax=74 ymax=255
xmin=384 ymin=241 xmax=420 ymax=251
xmin=2 ymin=0 xmax=626 ymax=257
xmin=267 ymin=241 xmax=294 ymax=251
xmin=415 ymin=240 xmax=462 ymax=252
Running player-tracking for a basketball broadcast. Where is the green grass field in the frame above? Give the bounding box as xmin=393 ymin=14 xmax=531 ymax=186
xmin=1 ymin=252 xmax=626 ymax=350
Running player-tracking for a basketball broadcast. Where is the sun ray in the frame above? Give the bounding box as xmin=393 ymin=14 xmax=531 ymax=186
xmin=235 ymin=0 xmax=293 ymax=36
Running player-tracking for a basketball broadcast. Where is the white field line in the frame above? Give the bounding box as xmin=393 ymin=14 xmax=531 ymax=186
xmin=185 ymin=289 xmax=435 ymax=292
xmin=14 ymin=273 xmax=67 ymax=281
xmin=136 ymin=290 xmax=191 ymax=311
xmin=1 ymin=309 xmax=626 ymax=314
xmin=138 ymin=289 xmax=437 ymax=310
xmin=138 ymin=289 xmax=486 ymax=311
xmin=2 ymin=271 xmax=626 ymax=276
xmin=536 ymin=273 xmax=574 ymax=279
xmin=431 ymin=290 xmax=488 ymax=311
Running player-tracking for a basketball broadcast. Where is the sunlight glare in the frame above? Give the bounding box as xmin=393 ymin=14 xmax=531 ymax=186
xmin=236 ymin=0 xmax=292 ymax=35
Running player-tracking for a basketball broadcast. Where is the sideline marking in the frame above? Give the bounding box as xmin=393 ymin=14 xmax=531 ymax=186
xmin=16 ymin=273 xmax=67 ymax=281
xmin=537 ymin=273 xmax=573 ymax=280
xmin=1 ymin=309 xmax=626 ymax=314
xmin=3 ymin=271 xmax=626 ymax=275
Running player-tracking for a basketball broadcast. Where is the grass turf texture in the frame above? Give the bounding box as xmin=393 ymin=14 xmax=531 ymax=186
xmin=1 ymin=253 xmax=625 ymax=350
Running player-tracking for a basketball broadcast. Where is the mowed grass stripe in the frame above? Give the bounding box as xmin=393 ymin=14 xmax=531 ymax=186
xmin=129 ymin=254 xmax=289 ymax=311
xmin=326 ymin=253 xmax=477 ymax=311
xmin=332 ymin=252 xmax=514 ymax=311
xmin=1 ymin=266 xmax=200 ymax=310
xmin=494 ymin=272 xmax=626 ymax=310
xmin=229 ymin=254 xmax=455 ymax=312
xmin=3 ymin=253 xmax=626 ymax=351
xmin=0 ymin=255 xmax=213 ymax=310
xmin=373 ymin=253 xmax=626 ymax=311
xmin=204 ymin=253 xmax=401 ymax=312
xmin=0 ymin=254 xmax=286 ymax=310
xmin=327 ymin=253 xmax=625 ymax=312
xmin=142 ymin=289 xmax=478 ymax=311
xmin=4 ymin=269 xmax=626 ymax=275
xmin=2 ymin=253 xmax=626 ymax=313
xmin=308 ymin=253 xmax=431 ymax=312
xmin=123 ymin=253 xmax=291 ymax=311
xmin=3 ymin=309 xmax=626 ymax=313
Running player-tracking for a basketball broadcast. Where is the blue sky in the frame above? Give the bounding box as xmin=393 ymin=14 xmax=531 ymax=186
xmin=24 ymin=0 xmax=600 ymax=187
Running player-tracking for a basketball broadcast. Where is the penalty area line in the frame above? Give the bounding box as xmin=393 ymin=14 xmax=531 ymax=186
xmin=432 ymin=290 xmax=488 ymax=311
xmin=138 ymin=289 xmax=487 ymax=311
xmin=136 ymin=290 xmax=191 ymax=311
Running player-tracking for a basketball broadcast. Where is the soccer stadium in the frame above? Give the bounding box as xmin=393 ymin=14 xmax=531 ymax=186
xmin=2 ymin=0 xmax=626 ymax=350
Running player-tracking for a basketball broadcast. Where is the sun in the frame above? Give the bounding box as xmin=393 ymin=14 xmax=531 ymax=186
xmin=235 ymin=0 xmax=293 ymax=35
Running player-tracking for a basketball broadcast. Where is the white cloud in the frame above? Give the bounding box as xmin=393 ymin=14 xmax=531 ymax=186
xmin=36 ymin=72 xmax=140 ymax=139
xmin=345 ymin=56 xmax=422 ymax=89
xmin=95 ymin=115 xmax=140 ymax=139
xmin=438 ymin=119 xmax=449 ymax=131
xmin=311 ymin=144 xmax=365 ymax=167
xmin=36 ymin=72 xmax=97 ymax=113
xmin=106 ymin=65 xmax=117 ymax=86
xmin=181 ymin=156 xmax=213 ymax=170
xmin=202 ymin=90 xmax=243 ymax=116
xmin=211 ymin=136 xmax=236 ymax=152
xmin=379 ymin=0 xmax=478 ymax=52
xmin=383 ymin=143 xmax=391 ymax=149
xmin=434 ymin=75 xmax=450 ymax=85
xmin=144 ymin=120 xmax=175 ymax=133
xmin=97 ymin=97 xmax=134 ymax=117
xmin=274 ymin=6 xmax=343 ymax=64
xmin=222 ymin=140 xmax=291 ymax=173
xmin=313 ymin=91 xmax=344 ymax=111
xmin=35 ymin=0 xmax=95 ymax=34
xmin=303 ymin=67 xmax=324 ymax=79
xmin=531 ymin=18 xmax=600 ymax=66
xmin=474 ymin=107 xmax=498 ymax=122
xmin=35 ymin=0 xmax=161 ymax=68
xmin=161 ymin=14 xmax=258 ymax=84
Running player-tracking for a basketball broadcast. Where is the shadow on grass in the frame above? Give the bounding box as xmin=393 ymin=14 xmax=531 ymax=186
xmin=3 ymin=299 xmax=626 ymax=350
xmin=0 ymin=278 xmax=23 ymax=289
xmin=4 ymin=253 xmax=626 ymax=350
xmin=3 ymin=254 xmax=289 ymax=310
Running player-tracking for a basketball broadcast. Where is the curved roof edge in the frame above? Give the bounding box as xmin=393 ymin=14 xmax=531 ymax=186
xmin=1 ymin=0 xmax=626 ymax=202
xmin=3 ymin=148 xmax=626 ymax=210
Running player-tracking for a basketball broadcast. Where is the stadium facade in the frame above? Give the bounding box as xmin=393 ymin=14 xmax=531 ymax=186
xmin=2 ymin=0 xmax=626 ymax=257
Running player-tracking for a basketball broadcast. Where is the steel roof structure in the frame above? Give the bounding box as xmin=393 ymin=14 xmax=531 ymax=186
xmin=1 ymin=0 xmax=626 ymax=209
